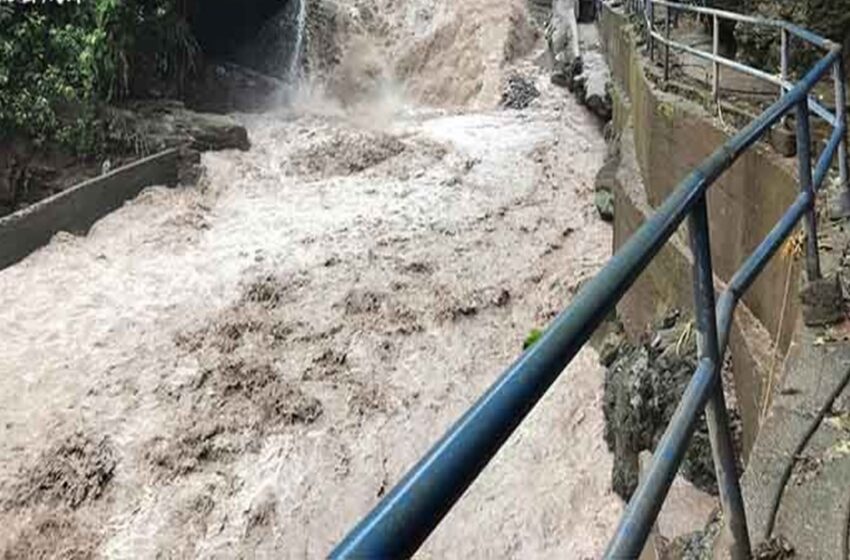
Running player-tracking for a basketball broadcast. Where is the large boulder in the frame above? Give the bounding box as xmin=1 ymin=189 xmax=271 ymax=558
xmin=106 ymin=101 xmax=250 ymax=186
xmin=107 ymin=101 xmax=250 ymax=154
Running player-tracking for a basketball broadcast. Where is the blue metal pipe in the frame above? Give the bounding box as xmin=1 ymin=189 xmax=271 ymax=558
xmin=783 ymin=23 xmax=835 ymax=50
xmin=688 ymin=198 xmax=751 ymax=559
xmin=728 ymin=192 xmax=812 ymax=301
xmin=834 ymin=56 xmax=850 ymax=210
xmin=814 ymin=120 xmax=847 ymax=191
xmin=330 ymin=170 xmax=711 ymax=558
xmin=797 ymin=100 xmax=821 ymax=280
xmin=716 ymin=190 xmax=812 ymax=359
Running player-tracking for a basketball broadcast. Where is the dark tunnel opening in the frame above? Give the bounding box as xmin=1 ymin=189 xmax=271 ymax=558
xmin=188 ymin=0 xmax=301 ymax=79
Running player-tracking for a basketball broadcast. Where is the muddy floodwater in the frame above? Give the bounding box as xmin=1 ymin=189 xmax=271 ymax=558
xmin=0 ymin=2 xmax=624 ymax=557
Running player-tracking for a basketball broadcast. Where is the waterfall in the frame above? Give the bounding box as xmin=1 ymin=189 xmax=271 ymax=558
xmin=288 ymin=0 xmax=306 ymax=83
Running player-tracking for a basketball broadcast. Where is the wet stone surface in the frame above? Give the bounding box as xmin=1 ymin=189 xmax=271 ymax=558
xmin=601 ymin=312 xmax=742 ymax=500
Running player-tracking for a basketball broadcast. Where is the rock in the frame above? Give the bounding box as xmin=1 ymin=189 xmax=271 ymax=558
xmin=600 ymin=331 xmax=625 ymax=367
xmin=552 ymin=56 xmax=583 ymax=90
xmin=500 ymin=74 xmax=540 ymax=110
xmin=602 ymin=313 xmax=729 ymax=500
xmin=178 ymin=111 xmax=251 ymax=152
xmin=800 ymin=272 xmax=845 ymax=327
xmin=178 ymin=146 xmax=203 ymax=185
xmin=769 ymin=122 xmax=796 ymax=158
xmin=556 ymin=50 xmax=613 ymax=121
xmin=576 ymin=52 xmax=613 ymax=121
xmin=736 ymin=0 xmax=850 ymax=74
xmin=108 ymin=101 xmax=251 ymax=155
xmin=594 ymin=143 xmax=620 ymax=222
xmin=528 ymin=0 xmax=553 ymax=25
xmin=103 ymin=101 xmax=250 ymax=186
xmin=185 ymin=62 xmax=285 ymax=114
xmin=663 ymin=510 xmax=724 ymax=560
xmin=585 ymin=86 xmax=613 ymax=121
xmin=754 ymin=535 xmax=795 ymax=559
xmin=595 ymin=189 xmax=614 ymax=222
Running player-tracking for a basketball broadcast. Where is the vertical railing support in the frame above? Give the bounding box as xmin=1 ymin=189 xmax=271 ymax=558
xmin=780 ymin=28 xmax=789 ymax=99
xmin=648 ymin=0 xmax=655 ymax=62
xmin=664 ymin=6 xmax=671 ymax=82
xmin=688 ymin=197 xmax=752 ymax=560
xmin=796 ymin=100 xmax=822 ymax=280
xmin=779 ymin=28 xmax=789 ymax=129
xmin=712 ymin=14 xmax=720 ymax=105
xmin=833 ymin=57 xmax=850 ymax=217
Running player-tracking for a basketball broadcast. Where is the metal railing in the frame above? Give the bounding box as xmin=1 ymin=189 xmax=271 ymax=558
xmin=632 ymin=0 xmax=850 ymax=214
xmin=331 ymin=2 xmax=849 ymax=558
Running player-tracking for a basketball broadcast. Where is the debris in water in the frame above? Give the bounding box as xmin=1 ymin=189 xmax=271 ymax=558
xmin=500 ymin=74 xmax=540 ymax=109
xmin=4 ymin=432 xmax=116 ymax=510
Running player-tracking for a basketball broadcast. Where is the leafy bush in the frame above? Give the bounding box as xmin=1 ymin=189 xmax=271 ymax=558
xmin=0 ymin=0 xmax=198 ymax=155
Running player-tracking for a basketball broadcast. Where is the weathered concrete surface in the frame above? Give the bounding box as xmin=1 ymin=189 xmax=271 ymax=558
xmin=742 ymin=326 xmax=850 ymax=558
xmin=598 ymin=3 xmax=802 ymax=456
xmin=0 ymin=149 xmax=178 ymax=270
xmin=800 ymin=273 xmax=845 ymax=327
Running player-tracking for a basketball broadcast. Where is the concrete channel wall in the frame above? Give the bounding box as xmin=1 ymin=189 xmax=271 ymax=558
xmin=0 ymin=148 xmax=179 ymax=270
xmin=598 ymin=5 xmax=803 ymax=456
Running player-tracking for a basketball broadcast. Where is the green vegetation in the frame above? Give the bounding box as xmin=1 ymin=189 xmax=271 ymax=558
xmin=523 ymin=328 xmax=544 ymax=350
xmin=0 ymin=1 xmax=198 ymax=155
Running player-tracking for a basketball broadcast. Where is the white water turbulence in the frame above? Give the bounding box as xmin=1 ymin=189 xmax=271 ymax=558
xmin=0 ymin=2 xmax=628 ymax=558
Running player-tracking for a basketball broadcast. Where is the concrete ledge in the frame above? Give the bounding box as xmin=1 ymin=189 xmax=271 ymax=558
xmin=0 ymin=148 xmax=179 ymax=270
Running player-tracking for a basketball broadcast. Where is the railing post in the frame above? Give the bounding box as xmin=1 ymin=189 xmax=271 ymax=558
xmin=712 ymin=14 xmax=720 ymax=105
xmin=780 ymin=28 xmax=789 ymax=99
xmin=796 ymin=100 xmax=822 ymax=280
xmin=648 ymin=0 xmax=654 ymax=62
xmin=664 ymin=5 xmax=671 ymax=81
xmin=688 ymin=197 xmax=752 ymax=560
xmin=832 ymin=57 xmax=850 ymax=217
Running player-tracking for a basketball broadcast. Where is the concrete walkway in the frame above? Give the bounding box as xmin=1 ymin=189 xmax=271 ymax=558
xmin=743 ymin=322 xmax=850 ymax=557
xmin=742 ymin=165 xmax=850 ymax=558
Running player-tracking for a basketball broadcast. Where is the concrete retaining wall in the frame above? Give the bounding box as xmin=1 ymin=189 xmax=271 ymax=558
xmin=0 ymin=148 xmax=179 ymax=270
xmin=598 ymin=5 xmax=802 ymax=456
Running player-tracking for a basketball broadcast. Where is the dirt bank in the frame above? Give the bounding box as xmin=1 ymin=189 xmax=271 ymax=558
xmin=0 ymin=5 xmax=622 ymax=558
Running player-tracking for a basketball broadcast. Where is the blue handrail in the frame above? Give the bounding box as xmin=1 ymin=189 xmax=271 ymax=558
xmin=332 ymin=4 xmax=847 ymax=558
